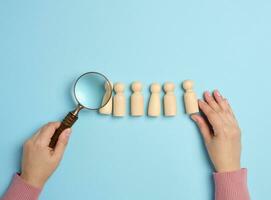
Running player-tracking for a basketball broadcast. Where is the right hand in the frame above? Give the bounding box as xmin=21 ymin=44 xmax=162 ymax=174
xmin=20 ymin=122 xmax=71 ymax=188
xmin=191 ymin=90 xmax=241 ymax=173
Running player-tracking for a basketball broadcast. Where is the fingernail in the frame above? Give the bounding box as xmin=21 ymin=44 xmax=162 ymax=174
xmin=215 ymin=90 xmax=221 ymax=97
xmin=205 ymin=91 xmax=211 ymax=97
xmin=191 ymin=115 xmax=197 ymax=122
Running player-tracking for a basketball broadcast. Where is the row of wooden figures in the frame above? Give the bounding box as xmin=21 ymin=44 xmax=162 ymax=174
xmin=99 ymin=80 xmax=199 ymax=117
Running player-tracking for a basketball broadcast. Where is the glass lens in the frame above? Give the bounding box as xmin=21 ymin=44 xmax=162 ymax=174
xmin=74 ymin=72 xmax=112 ymax=110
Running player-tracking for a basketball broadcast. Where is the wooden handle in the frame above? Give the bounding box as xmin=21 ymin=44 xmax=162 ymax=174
xmin=49 ymin=112 xmax=78 ymax=149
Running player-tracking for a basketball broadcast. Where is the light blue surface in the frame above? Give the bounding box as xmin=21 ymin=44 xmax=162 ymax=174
xmin=0 ymin=0 xmax=271 ymax=199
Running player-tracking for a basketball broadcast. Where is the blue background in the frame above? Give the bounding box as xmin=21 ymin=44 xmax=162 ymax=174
xmin=1 ymin=0 xmax=270 ymax=199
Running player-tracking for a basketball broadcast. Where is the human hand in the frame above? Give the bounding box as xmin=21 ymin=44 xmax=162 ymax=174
xmin=20 ymin=122 xmax=71 ymax=188
xmin=191 ymin=90 xmax=241 ymax=173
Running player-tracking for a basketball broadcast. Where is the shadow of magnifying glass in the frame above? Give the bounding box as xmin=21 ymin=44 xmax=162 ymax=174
xmin=49 ymin=72 xmax=112 ymax=149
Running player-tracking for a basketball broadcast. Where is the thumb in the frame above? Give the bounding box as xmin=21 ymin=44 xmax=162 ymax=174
xmin=53 ymin=128 xmax=71 ymax=159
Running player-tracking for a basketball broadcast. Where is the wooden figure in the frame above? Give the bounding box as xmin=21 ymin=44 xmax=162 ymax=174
xmin=163 ymin=82 xmax=177 ymax=116
xmin=131 ymin=81 xmax=144 ymax=116
xmin=113 ymin=82 xmax=126 ymax=117
xmin=99 ymin=81 xmax=113 ymax=115
xmin=182 ymin=80 xmax=199 ymax=114
xmin=148 ymin=83 xmax=161 ymax=117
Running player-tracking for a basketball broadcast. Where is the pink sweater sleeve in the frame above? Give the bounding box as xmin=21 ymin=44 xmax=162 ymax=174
xmin=213 ymin=168 xmax=250 ymax=200
xmin=1 ymin=174 xmax=42 ymax=200
xmin=2 ymin=170 xmax=250 ymax=200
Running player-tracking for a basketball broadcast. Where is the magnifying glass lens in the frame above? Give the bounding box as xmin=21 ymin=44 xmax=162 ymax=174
xmin=74 ymin=73 xmax=112 ymax=110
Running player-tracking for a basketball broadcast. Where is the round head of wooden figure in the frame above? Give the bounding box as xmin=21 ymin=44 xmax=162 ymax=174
xmin=150 ymin=83 xmax=161 ymax=93
xmin=164 ymin=82 xmax=175 ymax=92
xmin=131 ymin=81 xmax=142 ymax=92
xmin=182 ymin=80 xmax=194 ymax=91
xmin=114 ymin=82 xmax=125 ymax=93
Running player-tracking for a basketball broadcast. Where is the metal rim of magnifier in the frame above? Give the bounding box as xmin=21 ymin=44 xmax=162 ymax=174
xmin=73 ymin=71 xmax=113 ymax=110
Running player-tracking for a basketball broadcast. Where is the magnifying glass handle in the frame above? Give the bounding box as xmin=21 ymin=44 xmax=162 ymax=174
xmin=49 ymin=112 xmax=78 ymax=149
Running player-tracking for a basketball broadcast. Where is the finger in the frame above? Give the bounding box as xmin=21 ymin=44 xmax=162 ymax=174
xmin=28 ymin=125 xmax=45 ymax=142
xmin=191 ymin=114 xmax=212 ymax=143
xmin=225 ymin=99 xmax=236 ymax=118
xmin=53 ymin=128 xmax=71 ymax=159
xmin=225 ymin=99 xmax=233 ymax=112
xmin=213 ymin=90 xmax=223 ymax=104
xmin=213 ymin=90 xmax=229 ymax=111
xmin=32 ymin=130 xmax=41 ymax=141
xmin=204 ymin=91 xmax=221 ymax=112
xmin=198 ymin=100 xmax=222 ymax=129
xmin=37 ymin=122 xmax=61 ymax=146
xmin=29 ymin=127 xmax=43 ymax=142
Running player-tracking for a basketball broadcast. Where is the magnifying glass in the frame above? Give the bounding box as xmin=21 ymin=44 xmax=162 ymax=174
xmin=49 ymin=72 xmax=113 ymax=149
